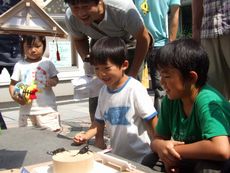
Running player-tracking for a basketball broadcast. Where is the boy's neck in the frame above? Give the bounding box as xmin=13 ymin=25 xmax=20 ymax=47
xmin=108 ymin=75 xmax=129 ymax=91
xmin=182 ymin=87 xmax=201 ymax=117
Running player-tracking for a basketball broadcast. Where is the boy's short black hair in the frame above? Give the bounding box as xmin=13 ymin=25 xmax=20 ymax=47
xmin=91 ymin=37 xmax=128 ymax=67
xmin=64 ymin=0 xmax=99 ymax=5
xmin=20 ymin=35 xmax=46 ymax=57
xmin=155 ymin=38 xmax=209 ymax=87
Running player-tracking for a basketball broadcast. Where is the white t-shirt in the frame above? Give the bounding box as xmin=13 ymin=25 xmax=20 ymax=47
xmin=11 ymin=57 xmax=58 ymax=115
xmin=95 ymin=77 xmax=157 ymax=163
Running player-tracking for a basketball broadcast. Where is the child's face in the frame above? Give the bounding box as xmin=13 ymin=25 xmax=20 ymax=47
xmin=159 ymin=67 xmax=187 ymax=100
xmin=94 ymin=59 xmax=128 ymax=90
xmin=23 ymin=39 xmax=44 ymax=62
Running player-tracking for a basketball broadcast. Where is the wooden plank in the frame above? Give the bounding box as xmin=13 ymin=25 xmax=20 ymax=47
xmin=0 ymin=161 xmax=145 ymax=173
xmin=0 ymin=162 xmax=52 ymax=173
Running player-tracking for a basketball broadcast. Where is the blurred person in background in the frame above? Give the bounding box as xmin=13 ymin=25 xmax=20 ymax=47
xmin=192 ymin=0 xmax=230 ymax=100
xmin=133 ymin=0 xmax=180 ymax=112
xmin=0 ymin=0 xmax=22 ymax=129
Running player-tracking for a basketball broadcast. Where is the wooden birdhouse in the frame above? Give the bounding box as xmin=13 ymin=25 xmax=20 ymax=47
xmin=0 ymin=0 xmax=68 ymax=38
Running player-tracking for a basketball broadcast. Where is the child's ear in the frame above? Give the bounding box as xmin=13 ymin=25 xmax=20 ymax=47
xmin=121 ymin=60 xmax=129 ymax=70
xmin=189 ymin=71 xmax=198 ymax=83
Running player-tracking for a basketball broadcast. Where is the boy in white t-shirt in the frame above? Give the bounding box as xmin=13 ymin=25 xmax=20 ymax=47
xmin=73 ymin=37 xmax=158 ymax=163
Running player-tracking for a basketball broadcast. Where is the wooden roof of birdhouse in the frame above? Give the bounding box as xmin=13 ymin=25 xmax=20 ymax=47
xmin=0 ymin=0 xmax=68 ymax=38
xmin=44 ymin=0 xmax=68 ymax=14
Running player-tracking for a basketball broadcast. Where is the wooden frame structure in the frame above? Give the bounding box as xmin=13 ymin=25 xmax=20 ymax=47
xmin=0 ymin=0 xmax=68 ymax=38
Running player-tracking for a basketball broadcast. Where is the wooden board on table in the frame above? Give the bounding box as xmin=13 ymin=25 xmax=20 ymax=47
xmin=0 ymin=161 xmax=144 ymax=173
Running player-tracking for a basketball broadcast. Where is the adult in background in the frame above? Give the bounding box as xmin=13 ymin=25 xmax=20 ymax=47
xmin=192 ymin=0 xmax=230 ymax=100
xmin=134 ymin=0 xmax=180 ymax=112
xmin=0 ymin=0 xmax=22 ymax=76
xmin=64 ymin=0 xmax=152 ymax=123
xmin=0 ymin=0 xmax=22 ymax=129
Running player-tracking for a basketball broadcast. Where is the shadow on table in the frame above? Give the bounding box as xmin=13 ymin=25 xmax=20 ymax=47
xmin=62 ymin=121 xmax=90 ymax=131
xmin=56 ymin=121 xmax=91 ymax=146
xmin=58 ymin=121 xmax=111 ymax=147
xmin=57 ymin=121 xmax=90 ymax=140
xmin=0 ymin=149 xmax=27 ymax=170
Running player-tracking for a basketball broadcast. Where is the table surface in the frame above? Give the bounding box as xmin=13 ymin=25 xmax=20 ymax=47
xmin=0 ymin=127 xmax=156 ymax=173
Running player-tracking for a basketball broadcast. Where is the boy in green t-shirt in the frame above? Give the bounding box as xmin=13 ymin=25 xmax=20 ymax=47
xmin=142 ymin=38 xmax=230 ymax=172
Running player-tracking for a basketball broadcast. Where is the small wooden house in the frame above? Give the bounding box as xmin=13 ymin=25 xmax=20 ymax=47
xmin=0 ymin=0 xmax=68 ymax=38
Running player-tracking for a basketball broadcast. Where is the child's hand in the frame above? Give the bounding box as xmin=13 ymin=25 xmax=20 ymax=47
xmin=46 ymin=78 xmax=58 ymax=88
xmin=155 ymin=140 xmax=184 ymax=167
xmin=13 ymin=95 xmax=27 ymax=105
xmin=73 ymin=132 xmax=88 ymax=144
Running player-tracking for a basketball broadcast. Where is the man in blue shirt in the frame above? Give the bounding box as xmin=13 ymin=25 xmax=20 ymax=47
xmin=134 ymin=0 xmax=180 ymax=112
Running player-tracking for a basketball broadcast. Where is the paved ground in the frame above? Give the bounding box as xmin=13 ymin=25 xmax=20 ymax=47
xmin=1 ymin=99 xmax=91 ymax=129
xmin=1 ymin=98 xmax=110 ymax=146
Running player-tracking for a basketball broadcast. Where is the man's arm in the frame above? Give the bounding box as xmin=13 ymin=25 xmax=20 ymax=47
xmin=72 ymin=35 xmax=90 ymax=62
xmin=128 ymin=26 xmax=151 ymax=78
xmin=192 ymin=0 xmax=203 ymax=42
xmin=169 ymin=5 xmax=180 ymax=42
